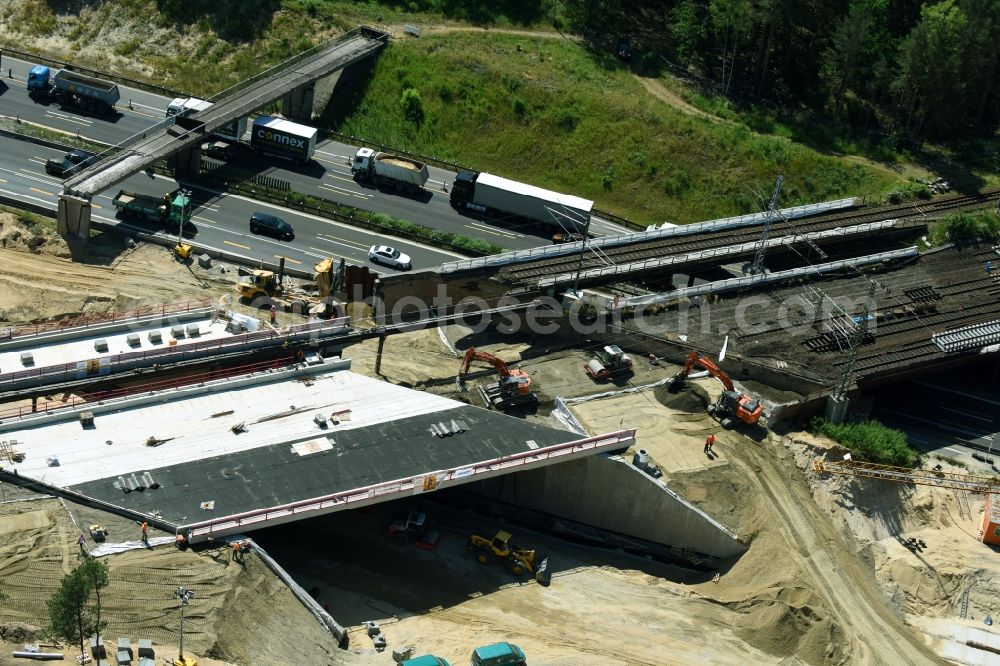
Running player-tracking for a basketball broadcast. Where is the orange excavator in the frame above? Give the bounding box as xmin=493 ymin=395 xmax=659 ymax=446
xmin=458 ymin=348 xmax=537 ymax=410
xmin=674 ymin=351 xmax=765 ymax=427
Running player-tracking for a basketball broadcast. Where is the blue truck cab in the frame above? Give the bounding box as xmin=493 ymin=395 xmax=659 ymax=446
xmin=27 ymin=65 xmax=50 ymax=92
xmin=470 ymin=643 xmax=526 ymax=666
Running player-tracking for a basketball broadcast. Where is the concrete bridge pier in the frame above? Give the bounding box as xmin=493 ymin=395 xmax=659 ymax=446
xmin=282 ymin=82 xmax=316 ymax=122
xmin=168 ymin=144 xmax=202 ymax=176
xmin=57 ymin=194 xmax=91 ymax=239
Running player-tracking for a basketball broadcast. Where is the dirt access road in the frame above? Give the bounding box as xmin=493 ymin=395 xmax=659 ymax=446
xmin=732 ymin=440 xmax=941 ymax=665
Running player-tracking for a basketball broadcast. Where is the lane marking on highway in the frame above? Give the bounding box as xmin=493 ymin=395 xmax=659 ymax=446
xmin=465 ymin=221 xmax=523 ymax=238
xmin=223 ymin=240 xmax=251 ymax=250
xmin=274 ymin=255 xmax=302 ymax=265
xmin=319 ymin=183 xmax=371 ymax=200
xmin=315 ymin=156 xmax=348 ymax=167
xmin=0 ymin=178 xmax=6 ymax=184
xmin=910 ymin=380 xmax=1000 ymax=406
xmin=202 ymin=187 xmax=464 ymax=260
xmin=44 ymin=113 xmax=91 ymax=127
xmin=325 ymin=173 xmax=362 ymax=186
xmin=91 ymin=203 xmax=101 ymax=209
xmin=192 ymin=215 xmax=215 ymax=225
xmin=878 ymin=407 xmax=981 ymax=438
xmin=316 ymin=149 xmax=351 ymax=161
xmin=30 ymin=186 xmax=54 ymax=196
xmin=465 ymin=223 xmax=512 ymax=238
xmin=0 ymin=188 xmax=53 ymax=206
xmin=316 ymin=233 xmax=369 ymax=251
xmin=127 ymin=108 xmax=161 ymax=119
xmin=43 ymin=109 xmax=92 ymax=123
xmin=940 ymin=406 xmax=994 ymax=423
xmin=944 ymin=447 xmax=965 ymax=455
xmin=127 ymin=101 xmax=165 ymax=113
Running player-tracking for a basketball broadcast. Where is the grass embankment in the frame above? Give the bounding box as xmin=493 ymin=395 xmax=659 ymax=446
xmin=811 ymin=417 xmax=918 ymax=467
xmin=928 ymin=210 xmax=1000 ymax=247
xmin=4 ymin=1 xmax=902 ymax=225
xmin=337 ymin=32 xmax=901 ymax=224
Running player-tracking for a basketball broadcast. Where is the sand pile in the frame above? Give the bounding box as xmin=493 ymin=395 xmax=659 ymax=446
xmin=0 ymin=497 xmax=350 ymax=666
xmin=0 ymin=215 xmax=236 ymax=326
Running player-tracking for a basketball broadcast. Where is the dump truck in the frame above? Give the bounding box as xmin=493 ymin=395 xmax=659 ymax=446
xmin=166 ymin=97 xmax=247 ymax=142
xmin=351 ymin=148 xmax=429 ymax=193
xmin=27 ymin=66 xmax=120 ymax=115
xmin=450 ymin=170 xmax=593 ymax=234
xmin=251 ymin=115 xmax=317 ymax=163
xmin=112 ymin=189 xmax=190 ymax=230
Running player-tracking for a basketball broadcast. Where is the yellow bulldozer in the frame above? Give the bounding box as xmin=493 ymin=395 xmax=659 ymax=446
xmin=235 ymin=257 xmax=342 ymax=317
xmin=468 ymin=530 xmax=550 ymax=586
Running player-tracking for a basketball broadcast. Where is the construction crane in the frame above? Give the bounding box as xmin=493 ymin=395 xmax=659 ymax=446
xmin=812 ymin=459 xmax=1000 ymax=494
xmin=458 ymin=348 xmax=536 ymax=410
xmin=674 ymin=351 xmax=765 ymax=427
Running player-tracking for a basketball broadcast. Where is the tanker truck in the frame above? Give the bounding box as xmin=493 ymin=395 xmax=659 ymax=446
xmin=450 ymin=170 xmax=593 ymax=234
xmin=351 ymin=148 xmax=429 ymax=193
xmin=27 ymin=66 xmax=120 ymax=115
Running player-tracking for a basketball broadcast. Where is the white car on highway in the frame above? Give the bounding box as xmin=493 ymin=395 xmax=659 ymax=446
xmin=368 ymin=245 xmax=412 ymax=270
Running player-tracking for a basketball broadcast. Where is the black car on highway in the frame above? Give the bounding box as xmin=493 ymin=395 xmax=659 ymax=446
xmin=45 ymin=149 xmax=97 ymax=177
xmin=249 ymin=212 xmax=294 ymax=241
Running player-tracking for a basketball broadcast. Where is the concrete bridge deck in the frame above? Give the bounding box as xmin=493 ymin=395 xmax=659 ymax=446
xmin=64 ymin=26 xmax=388 ymax=198
xmin=0 ymin=356 xmax=634 ymax=544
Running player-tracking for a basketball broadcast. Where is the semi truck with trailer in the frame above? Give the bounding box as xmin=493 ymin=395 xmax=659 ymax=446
xmin=450 ymin=170 xmax=593 ymax=234
xmin=26 ymin=66 xmax=120 ymax=115
xmin=166 ymin=97 xmax=247 ymax=142
xmin=351 ymin=148 xmax=429 ymax=193
xmin=250 ymin=116 xmax=318 ymax=163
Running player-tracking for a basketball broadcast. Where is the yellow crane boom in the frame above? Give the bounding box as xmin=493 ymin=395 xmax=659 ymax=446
xmin=812 ymin=458 xmax=1000 ymax=494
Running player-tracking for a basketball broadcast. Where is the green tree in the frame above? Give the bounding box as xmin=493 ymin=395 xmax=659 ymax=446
xmin=670 ymin=0 xmax=706 ymax=64
xmin=400 ymin=88 xmax=425 ymax=124
xmin=822 ymin=0 xmax=882 ymax=110
xmin=709 ymin=0 xmax=753 ymax=94
xmin=894 ymin=0 xmax=969 ymax=137
xmin=47 ymin=559 xmax=109 ymax=663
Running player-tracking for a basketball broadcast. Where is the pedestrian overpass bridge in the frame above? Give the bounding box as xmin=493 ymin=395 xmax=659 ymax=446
xmin=58 ymin=26 xmax=388 ymax=236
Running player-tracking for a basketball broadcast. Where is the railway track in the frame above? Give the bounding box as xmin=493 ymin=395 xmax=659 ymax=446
xmin=502 ymin=189 xmax=1000 ymax=284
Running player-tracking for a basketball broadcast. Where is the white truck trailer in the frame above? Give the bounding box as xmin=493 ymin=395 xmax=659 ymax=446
xmin=449 ymin=170 xmax=593 ymax=234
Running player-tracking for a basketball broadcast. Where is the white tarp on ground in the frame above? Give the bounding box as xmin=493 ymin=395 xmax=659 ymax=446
xmin=88 ymin=536 xmax=175 ymax=557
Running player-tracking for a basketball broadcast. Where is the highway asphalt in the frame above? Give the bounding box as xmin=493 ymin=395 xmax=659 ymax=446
xmin=0 ymin=53 xmax=632 ymax=265
xmin=871 ymin=376 xmax=999 ymax=472
xmin=4 ymin=137 xmax=461 ymax=273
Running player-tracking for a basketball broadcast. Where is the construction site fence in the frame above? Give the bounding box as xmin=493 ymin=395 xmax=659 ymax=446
xmin=0 ymin=356 xmax=297 ymax=421
xmin=179 ymin=429 xmax=638 ymax=541
xmin=0 ymin=318 xmax=349 ymax=395
xmin=0 ymin=299 xmax=214 ymax=340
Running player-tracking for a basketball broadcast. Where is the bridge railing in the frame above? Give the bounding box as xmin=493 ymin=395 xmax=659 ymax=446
xmin=439 ymin=196 xmax=860 ymax=275
xmin=0 ymin=318 xmax=351 ymax=412
xmin=0 ymin=299 xmax=213 ymax=340
xmin=178 ymin=428 xmax=637 ymax=542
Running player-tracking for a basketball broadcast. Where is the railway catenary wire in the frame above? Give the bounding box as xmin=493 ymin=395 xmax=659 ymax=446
xmin=501 ymin=189 xmax=1000 ymax=284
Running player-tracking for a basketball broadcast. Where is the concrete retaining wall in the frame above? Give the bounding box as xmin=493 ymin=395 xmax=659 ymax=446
xmin=469 ymin=454 xmax=746 ymax=559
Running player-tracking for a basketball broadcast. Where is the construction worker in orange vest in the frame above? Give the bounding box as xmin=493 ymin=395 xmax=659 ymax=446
xmin=140 ymin=521 xmax=149 ymax=546
xmin=704 ymin=433 xmax=716 ymax=454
